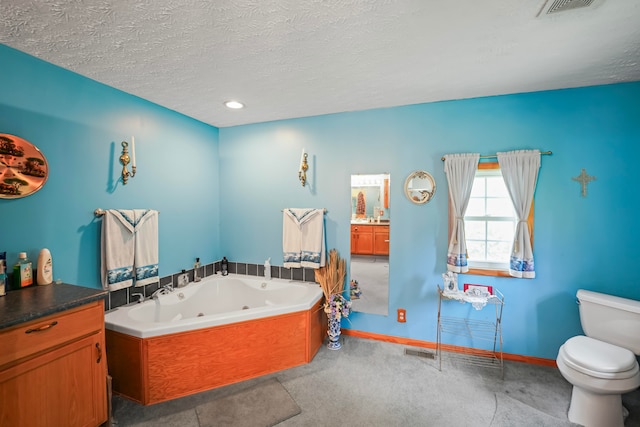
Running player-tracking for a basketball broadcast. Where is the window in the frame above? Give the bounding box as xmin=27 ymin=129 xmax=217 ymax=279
xmin=465 ymin=167 xmax=516 ymax=270
xmin=449 ymin=162 xmax=534 ymax=277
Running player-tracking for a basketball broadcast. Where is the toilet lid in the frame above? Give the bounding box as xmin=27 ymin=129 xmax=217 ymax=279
xmin=562 ymin=336 xmax=638 ymax=379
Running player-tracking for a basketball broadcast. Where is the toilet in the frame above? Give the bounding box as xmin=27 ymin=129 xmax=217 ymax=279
xmin=556 ymin=289 xmax=640 ymax=427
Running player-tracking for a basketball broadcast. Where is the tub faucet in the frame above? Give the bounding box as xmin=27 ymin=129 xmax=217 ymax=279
xmin=151 ymin=284 xmax=173 ymax=299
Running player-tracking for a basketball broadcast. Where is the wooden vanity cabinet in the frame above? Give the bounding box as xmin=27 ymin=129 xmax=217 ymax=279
xmin=0 ymin=301 xmax=107 ymax=427
xmin=373 ymin=225 xmax=390 ymax=255
xmin=351 ymin=224 xmax=389 ymax=255
xmin=351 ymin=224 xmax=374 ymax=254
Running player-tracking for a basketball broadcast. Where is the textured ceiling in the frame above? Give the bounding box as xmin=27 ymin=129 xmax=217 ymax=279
xmin=1 ymin=0 xmax=639 ymax=128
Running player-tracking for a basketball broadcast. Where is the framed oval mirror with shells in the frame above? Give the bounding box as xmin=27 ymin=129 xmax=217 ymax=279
xmin=0 ymin=134 xmax=49 ymax=199
xmin=404 ymin=170 xmax=436 ymax=204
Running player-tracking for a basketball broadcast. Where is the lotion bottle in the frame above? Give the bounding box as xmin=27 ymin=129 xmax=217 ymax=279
xmin=264 ymin=258 xmax=271 ymax=280
xmin=37 ymin=248 xmax=53 ymax=285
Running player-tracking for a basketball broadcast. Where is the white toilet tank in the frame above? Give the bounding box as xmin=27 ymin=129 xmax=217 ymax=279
xmin=577 ymin=289 xmax=640 ymax=354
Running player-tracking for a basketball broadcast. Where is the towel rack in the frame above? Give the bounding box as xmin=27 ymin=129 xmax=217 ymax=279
xmin=94 ymin=208 xmax=160 ymax=217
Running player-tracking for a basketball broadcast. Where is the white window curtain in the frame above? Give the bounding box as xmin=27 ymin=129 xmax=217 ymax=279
xmin=444 ymin=153 xmax=480 ymax=273
xmin=497 ymin=149 xmax=540 ymax=278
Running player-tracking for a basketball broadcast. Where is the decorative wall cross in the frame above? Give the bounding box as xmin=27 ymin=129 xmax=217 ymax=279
xmin=572 ymin=168 xmax=596 ymax=197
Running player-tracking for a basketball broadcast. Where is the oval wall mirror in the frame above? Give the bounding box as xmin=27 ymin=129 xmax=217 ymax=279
xmin=404 ymin=170 xmax=436 ymax=204
xmin=0 ymin=134 xmax=49 ymax=199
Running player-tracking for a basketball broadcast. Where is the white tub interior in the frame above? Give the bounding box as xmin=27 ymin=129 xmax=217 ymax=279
xmin=105 ymin=274 xmax=323 ymax=338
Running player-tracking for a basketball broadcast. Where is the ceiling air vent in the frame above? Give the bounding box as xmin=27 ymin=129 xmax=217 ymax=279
xmin=539 ymin=0 xmax=596 ymax=15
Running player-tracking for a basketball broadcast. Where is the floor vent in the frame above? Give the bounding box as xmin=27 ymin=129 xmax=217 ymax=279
xmin=539 ymin=0 xmax=597 ymax=16
xmin=404 ymin=348 xmax=436 ymax=359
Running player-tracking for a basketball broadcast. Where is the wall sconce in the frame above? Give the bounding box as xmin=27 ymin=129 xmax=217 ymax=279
xmin=120 ymin=137 xmax=136 ymax=185
xmin=298 ymin=149 xmax=308 ymax=187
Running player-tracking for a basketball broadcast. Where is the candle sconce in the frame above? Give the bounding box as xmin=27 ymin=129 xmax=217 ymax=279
xmin=298 ymin=152 xmax=308 ymax=187
xmin=120 ymin=140 xmax=136 ymax=185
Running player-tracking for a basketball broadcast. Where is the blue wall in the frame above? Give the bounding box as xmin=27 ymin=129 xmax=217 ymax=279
xmin=0 ymin=45 xmax=221 ymax=286
xmin=220 ymin=83 xmax=640 ymax=360
xmin=3 ymin=43 xmax=640 ymax=359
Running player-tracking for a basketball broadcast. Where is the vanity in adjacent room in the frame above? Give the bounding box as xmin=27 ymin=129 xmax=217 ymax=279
xmin=350 ymin=173 xmax=390 ymax=316
xmin=0 ymin=283 xmax=108 ymax=427
xmin=350 ymin=223 xmax=390 ymax=255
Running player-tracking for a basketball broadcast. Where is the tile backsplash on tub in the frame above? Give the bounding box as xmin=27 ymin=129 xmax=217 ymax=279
xmin=104 ymin=259 xmax=318 ymax=311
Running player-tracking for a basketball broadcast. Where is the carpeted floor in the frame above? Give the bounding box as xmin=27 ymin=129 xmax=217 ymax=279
xmin=350 ymin=255 xmax=389 ymax=316
xmin=111 ymin=336 xmax=640 ymax=427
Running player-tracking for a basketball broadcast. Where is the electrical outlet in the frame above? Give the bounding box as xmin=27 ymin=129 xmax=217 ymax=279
xmin=397 ymin=308 xmax=406 ymax=323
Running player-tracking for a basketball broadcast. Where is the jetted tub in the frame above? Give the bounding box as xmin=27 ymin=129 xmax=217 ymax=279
xmin=105 ymin=274 xmax=323 ymax=338
xmin=104 ymin=274 xmax=327 ymax=405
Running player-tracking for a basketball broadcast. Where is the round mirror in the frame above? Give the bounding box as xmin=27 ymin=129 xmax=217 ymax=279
xmin=404 ymin=170 xmax=436 ymax=204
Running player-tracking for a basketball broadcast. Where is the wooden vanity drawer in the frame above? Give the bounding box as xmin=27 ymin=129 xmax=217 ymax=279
xmin=0 ymin=301 xmax=103 ymax=368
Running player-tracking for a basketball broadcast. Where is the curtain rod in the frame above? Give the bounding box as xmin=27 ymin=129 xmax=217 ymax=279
xmin=441 ymin=151 xmax=552 ymax=161
xmin=94 ymin=208 xmax=160 ymax=217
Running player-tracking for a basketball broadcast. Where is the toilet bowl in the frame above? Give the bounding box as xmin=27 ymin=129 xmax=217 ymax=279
xmin=557 ymin=336 xmax=640 ymax=426
xmin=557 ymin=290 xmax=640 ymax=427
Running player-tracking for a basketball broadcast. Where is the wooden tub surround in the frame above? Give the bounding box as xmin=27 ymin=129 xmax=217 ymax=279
xmin=106 ymin=298 xmax=326 ymax=405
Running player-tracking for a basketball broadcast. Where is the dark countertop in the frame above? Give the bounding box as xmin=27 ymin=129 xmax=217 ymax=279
xmin=0 ymin=283 xmax=107 ymax=330
xmin=350 ymin=221 xmax=390 ymax=225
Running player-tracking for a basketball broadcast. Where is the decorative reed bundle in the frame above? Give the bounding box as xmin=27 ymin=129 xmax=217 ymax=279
xmin=314 ymin=248 xmax=346 ymax=299
xmin=316 ymin=249 xmax=351 ymax=350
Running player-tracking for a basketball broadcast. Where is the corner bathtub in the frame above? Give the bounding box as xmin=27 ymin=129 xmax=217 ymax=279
xmin=104 ymin=275 xmax=326 ymax=405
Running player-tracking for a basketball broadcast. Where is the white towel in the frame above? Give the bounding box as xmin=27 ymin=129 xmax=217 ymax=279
xmin=133 ymin=209 xmax=159 ymax=287
xmin=101 ymin=209 xmax=135 ymax=291
xmin=283 ymin=208 xmax=326 ymax=269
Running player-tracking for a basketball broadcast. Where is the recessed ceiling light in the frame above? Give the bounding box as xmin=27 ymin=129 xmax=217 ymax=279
xmin=224 ymin=100 xmax=244 ymax=109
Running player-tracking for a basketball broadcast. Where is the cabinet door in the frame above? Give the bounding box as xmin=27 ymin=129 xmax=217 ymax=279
xmin=0 ymin=332 xmax=107 ymax=427
xmin=352 ymin=225 xmax=374 ymax=254
xmin=373 ymin=226 xmax=390 ymax=255
xmin=351 ymin=229 xmax=357 ymax=253
xmin=373 ymin=229 xmax=390 ymax=255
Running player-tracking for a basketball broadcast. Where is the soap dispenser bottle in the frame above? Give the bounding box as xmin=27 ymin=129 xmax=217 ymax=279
xmin=221 ymin=257 xmax=229 ymax=276
xmin=264 ymin=258 xmax=271 ymax=280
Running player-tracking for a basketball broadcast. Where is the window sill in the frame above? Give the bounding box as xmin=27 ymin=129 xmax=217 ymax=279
xmin=464 ymin=268 xmax=511 ymax=278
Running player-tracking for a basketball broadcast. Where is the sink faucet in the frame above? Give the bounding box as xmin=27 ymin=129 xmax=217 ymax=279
xmin=131 ymin=293 xmax=145 ymax=304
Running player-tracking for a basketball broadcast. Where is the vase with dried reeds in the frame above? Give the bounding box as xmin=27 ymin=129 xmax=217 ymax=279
xmin=315 ymin=249 xmax=351 ymax=350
